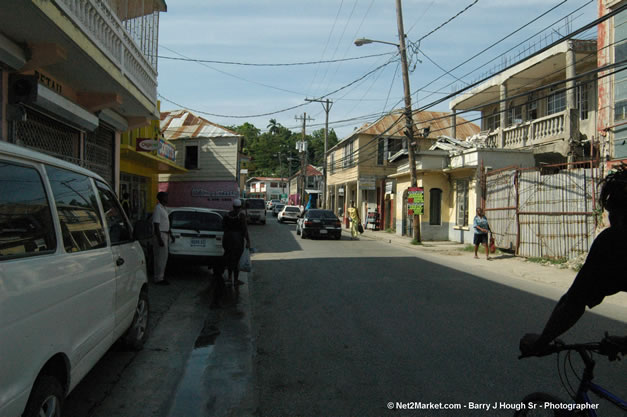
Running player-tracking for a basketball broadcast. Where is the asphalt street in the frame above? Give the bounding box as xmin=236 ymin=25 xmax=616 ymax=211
xmin=249 ymin=215 xmax=627 ymax=417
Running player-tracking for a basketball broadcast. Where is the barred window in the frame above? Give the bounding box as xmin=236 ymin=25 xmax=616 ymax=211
xmin=456 ymin=180 xmax=469 ymax=227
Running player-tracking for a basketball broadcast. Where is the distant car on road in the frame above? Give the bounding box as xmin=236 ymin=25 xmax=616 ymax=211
xmin=168 ymin=207 xmax=224 ymax=268
xmin=272 ymin=203 xmax=285 ymax=217
xmin=243 ymin=198 xmax=266 ymax=224
xmin=278 ymin=205 xmax=301 ymax=223
xmin=266 ymin=199 xmax=281 ymax=210
xmin=296 ymin=209 xmax=342 ymax=240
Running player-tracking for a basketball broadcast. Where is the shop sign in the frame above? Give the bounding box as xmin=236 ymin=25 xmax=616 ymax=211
xmin=191 ymin=189 xmax=239 ymax=201
xmin=338 ymin=187 xmax=344 ymax=196
xmin=136 ymin=138 xmax=158 ymax=152
xmin=359 ymin=176 xmax=376 ymax=190
xmin=385 ymin=181 xmax=394 ymax=195
xmin=158 ymin=139 xmax=176 ymax=161
xmin=407 ymin=187 xmax=424 ymax=216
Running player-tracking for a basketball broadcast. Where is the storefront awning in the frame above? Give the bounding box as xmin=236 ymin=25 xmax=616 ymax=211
xmin=120 ymin=145 xmax=187 ymax=174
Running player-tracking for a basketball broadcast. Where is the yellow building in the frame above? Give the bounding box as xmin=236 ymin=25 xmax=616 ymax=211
xmin=120 ymin=103 xmax=186 ymax=221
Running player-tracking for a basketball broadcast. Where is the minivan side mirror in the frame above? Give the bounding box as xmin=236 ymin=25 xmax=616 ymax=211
xmin=133 ymin=219 xmax=153 ymax=241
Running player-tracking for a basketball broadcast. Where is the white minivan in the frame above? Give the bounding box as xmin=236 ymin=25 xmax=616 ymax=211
xmin=0 ymin=141 xmax=151 ymax=417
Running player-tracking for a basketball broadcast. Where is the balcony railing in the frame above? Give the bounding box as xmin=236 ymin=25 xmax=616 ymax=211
xmin=485 ymin=110 xmax=571 ymax=149
xmin=56 ymin=0 xmax=157 ymax=103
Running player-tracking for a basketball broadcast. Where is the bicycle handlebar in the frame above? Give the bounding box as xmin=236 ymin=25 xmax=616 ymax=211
xmin=519 ymin=334 xmax=627 ymax=361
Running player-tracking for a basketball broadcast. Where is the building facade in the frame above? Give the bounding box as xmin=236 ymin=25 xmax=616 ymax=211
xmin=158 ymin=110 xmax=242 ymax=210
xmin=246 ymin=177 xmax=288 ymax=200
xmin=0 ymin=0 xmax=166 ymax=192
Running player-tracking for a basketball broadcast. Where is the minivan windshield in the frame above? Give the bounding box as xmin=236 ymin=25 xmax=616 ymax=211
xmin=247 ymin=199 xmax=265 ymax=209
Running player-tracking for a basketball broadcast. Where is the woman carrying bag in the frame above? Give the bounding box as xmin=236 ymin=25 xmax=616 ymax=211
xmin=347 ymin=200 xmax=361 ymax=240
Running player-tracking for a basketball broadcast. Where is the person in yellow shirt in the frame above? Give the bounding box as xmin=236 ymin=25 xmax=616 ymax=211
xmin=347 ymin=200 xmax=361 ymax=240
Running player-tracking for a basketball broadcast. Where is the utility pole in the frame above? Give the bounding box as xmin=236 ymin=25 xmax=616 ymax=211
xmin=305 ymin=98 xmax=333 ymax=208
xmin=396 ymin=0 xmax=420 ymax=242
xmin=295 ymin=112 xmax=314 ymax=206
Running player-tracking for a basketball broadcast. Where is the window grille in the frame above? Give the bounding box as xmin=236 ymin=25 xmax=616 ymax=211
xmin=85 ymin=125 xmax=114 ymax=186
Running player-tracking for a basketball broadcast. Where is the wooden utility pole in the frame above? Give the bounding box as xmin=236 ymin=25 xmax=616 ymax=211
xmin=295 ymin=112 xmax=314 ymax=206
xmin=305 ymin=98 xmax=333 ymax=208
xmin=396 ymin=0 xmax=420 ymax=242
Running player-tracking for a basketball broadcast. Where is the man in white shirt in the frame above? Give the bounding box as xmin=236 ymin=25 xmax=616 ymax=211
xmin=152 ymin=192 xmax=171 ymax=285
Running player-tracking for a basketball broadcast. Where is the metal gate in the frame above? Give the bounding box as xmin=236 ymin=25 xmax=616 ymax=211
xmin=85 ymin=125 xmax=114 ymax=186
xmin=13 ymin=108 xmax=81 ymax=166
xmin=485 ymin=163 xmax=599 ymax=259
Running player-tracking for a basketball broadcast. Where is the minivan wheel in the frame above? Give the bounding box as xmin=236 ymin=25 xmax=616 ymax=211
xmin=123 ymin=290 xmax=149 ymax=350
xmin=22 ymin=375 xmax=63 ymax=417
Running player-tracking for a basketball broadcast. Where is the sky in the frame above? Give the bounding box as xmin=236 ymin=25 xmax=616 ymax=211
xmin=156 ymin=0 xmax=599 ymax=140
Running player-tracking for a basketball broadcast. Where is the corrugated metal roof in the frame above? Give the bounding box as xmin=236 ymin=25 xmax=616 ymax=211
xmin=350 ymin=109 xmax=480 ymax=139
xmin=160 ymin=110 xmax=241 ymax=140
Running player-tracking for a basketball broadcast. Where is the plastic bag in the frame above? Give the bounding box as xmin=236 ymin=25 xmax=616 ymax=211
xmin=489 ymin=235 xmax=496 ymax=254
xmin=238 ymin=248 xmax=252 ymax=272
xmin=358 ymin=223 xmax=364 ymax=234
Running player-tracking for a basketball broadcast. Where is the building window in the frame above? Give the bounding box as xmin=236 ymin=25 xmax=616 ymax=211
xmin=507 ymin=104 xmax=523 ymax=126
xmin=343 ymin=140 xmax=354 ymax=168
xmin=388 ymin=138 xmax=403 ymax=155
xmin=485 ymin=111 xmax=500 ymax=131
xmin=547 ymin=86 xmax=566 ymax=115
xmin=455 ymin=180 xmax=469 ymax=227
xmin=429 ymin=188 xmax=442 ymax=225
xmin=329 ymin=153 xmax=335 ymax=174
xmin=270 ymin=182 xmax=278 ymax=188
xmin=185 ymin=145 xmax=198 ymax=169
xmin=377 ymin=138 xmax=385 ymax=165
xmin=576 ymin=83 xmax=589 ymax=120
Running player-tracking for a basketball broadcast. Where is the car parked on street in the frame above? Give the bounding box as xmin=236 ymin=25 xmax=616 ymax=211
xmin=266 ymin=199 xmax=280 ymax=210
xmin=168 ymin=207 xmax=224 ymax=268
xmin=243 ymin=198 xmax=266 ymax=224
xmin=272 ymin=203 xmax=285 ymax=217
xmin=296 ymin=209 xmax=342 ymax=240
xmin=278 ymin=205 xmax=301 ymax=223
xmin=0 ymin=141 xmax=151 ymax=417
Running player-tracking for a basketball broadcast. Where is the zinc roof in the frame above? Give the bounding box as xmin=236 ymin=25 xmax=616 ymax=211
xmin=350 ymin=110 xmax=480 ymax=140
xmin=160 ymin=110 xmax=241 ymax=140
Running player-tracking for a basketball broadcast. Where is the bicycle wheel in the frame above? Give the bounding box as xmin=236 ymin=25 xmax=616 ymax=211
xmin=514 ymin=392 xmax=569 ymax=417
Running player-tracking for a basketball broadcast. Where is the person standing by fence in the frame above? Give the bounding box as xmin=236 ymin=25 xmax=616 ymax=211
xmin=473 ymin=207 xmax=491 ymax=260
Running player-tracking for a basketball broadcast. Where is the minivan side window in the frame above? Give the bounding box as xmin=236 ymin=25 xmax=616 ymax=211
xmin=46 ymin=166 xmax=107 ymax=252
xmin=96 ymin=181 xmax=132 ymax=244
xmin=0 ymin=161 xmax=57 ymax=260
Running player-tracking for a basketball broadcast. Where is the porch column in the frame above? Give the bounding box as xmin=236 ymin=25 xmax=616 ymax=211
xmin=451 ymin=109 xmax=457 ymax=139
xmin=499 ymin=83 xmax=507 ymax=148
xmin=565 ymin=40 xmax=576 ymax=111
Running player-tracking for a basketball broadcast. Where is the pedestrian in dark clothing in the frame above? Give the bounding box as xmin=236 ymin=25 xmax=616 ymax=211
xmin=222 ymin=199 xmax=250 ymax=287
xmin=121 ymin=192 xmax=131 ymax=218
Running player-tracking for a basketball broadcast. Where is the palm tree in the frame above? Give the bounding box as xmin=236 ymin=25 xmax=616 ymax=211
xmin=267 ymin=118 xmax=280 ymax=135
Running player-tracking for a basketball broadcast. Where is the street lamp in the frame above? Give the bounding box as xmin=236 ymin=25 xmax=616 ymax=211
xmin=353 ymin=0 xmax=420 ymax=242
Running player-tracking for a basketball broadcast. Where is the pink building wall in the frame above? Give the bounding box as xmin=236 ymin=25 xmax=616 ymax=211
xmin=159 ymin=181 xmax=239 ymax=210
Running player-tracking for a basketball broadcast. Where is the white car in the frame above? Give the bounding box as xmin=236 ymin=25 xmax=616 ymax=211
xmin=278 ymin=205 xmax=301 ymax=223
xmin=0 ymin=141 xmax=150 ymax=417
xmin=168 ymin=207 xmax=225 ymax=267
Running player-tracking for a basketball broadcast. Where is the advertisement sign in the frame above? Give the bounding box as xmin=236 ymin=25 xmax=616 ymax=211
xmin=385 ymin=181 xmax=394 ymax=195
xmin=407 ymin=187 xmax=424 ymax=216
xmin=359 ymin=176 xmax=376 ymax=191
xmin=136 ymin=138 xmax=158 ymax=152
xmin=157 ymin=139 xmax=176 ymax=162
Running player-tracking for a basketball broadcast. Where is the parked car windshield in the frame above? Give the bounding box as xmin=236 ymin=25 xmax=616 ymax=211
xmin=247 ymin=199 xmax=265 ymax=209
xmin=285 ymin=207 xmax=300 ymax=213
xmin=307 ymin=210 xmax=337 ymax=219
xmin=170 ymin=211 xmax=223 ymax=231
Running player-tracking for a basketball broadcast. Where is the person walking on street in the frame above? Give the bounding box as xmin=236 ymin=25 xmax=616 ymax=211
xmin=347 ymin=201 xmax=361 ymax=240
xmin=473 ymin=207 xmax=490 ymax=260
xmin=222 ymin=199 xmax=251 ymax=287
xmin=152 ymin=191 xmax=172 ymax=285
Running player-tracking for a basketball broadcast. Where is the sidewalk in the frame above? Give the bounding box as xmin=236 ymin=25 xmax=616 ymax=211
xmin=344 ymin=227 xmax=627 ymax=312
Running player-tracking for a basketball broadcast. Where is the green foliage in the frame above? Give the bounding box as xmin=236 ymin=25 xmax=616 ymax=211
xmin=230 ymin=120 xmax=338 ymax=178
xmin=527 ymin=256 xmax=568 ymax=265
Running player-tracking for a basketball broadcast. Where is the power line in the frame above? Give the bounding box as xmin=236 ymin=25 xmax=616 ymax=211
xmin=157 ymin=52 xmax=394 ymax=66
xmin=415 ymin=0 xmax=480 ymax=44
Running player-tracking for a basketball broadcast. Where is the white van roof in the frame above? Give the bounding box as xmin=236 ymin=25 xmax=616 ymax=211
xmin=0 ymin=140 xmax=107 ymax=183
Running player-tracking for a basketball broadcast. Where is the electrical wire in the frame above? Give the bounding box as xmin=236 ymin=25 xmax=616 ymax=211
xmin=157 ymin=52 xmax=395 ymax=66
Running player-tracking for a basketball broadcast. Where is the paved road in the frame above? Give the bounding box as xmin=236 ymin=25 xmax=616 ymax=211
xmin=249 ymin=215 xmax=627 ymax=417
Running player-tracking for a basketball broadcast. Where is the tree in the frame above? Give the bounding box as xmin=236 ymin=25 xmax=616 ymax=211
xmin=267 ymin=118 xmax=280 ymax=136
xmin=307 ymin=128 xmax=339 ymax=167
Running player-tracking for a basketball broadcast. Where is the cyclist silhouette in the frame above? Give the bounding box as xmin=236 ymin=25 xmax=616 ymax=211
xmin=520 ymin=165 xmax=627 ymax=355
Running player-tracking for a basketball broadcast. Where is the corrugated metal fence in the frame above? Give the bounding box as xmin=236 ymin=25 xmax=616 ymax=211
xmin=484 ymin=163 xmax=599 ymax=260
